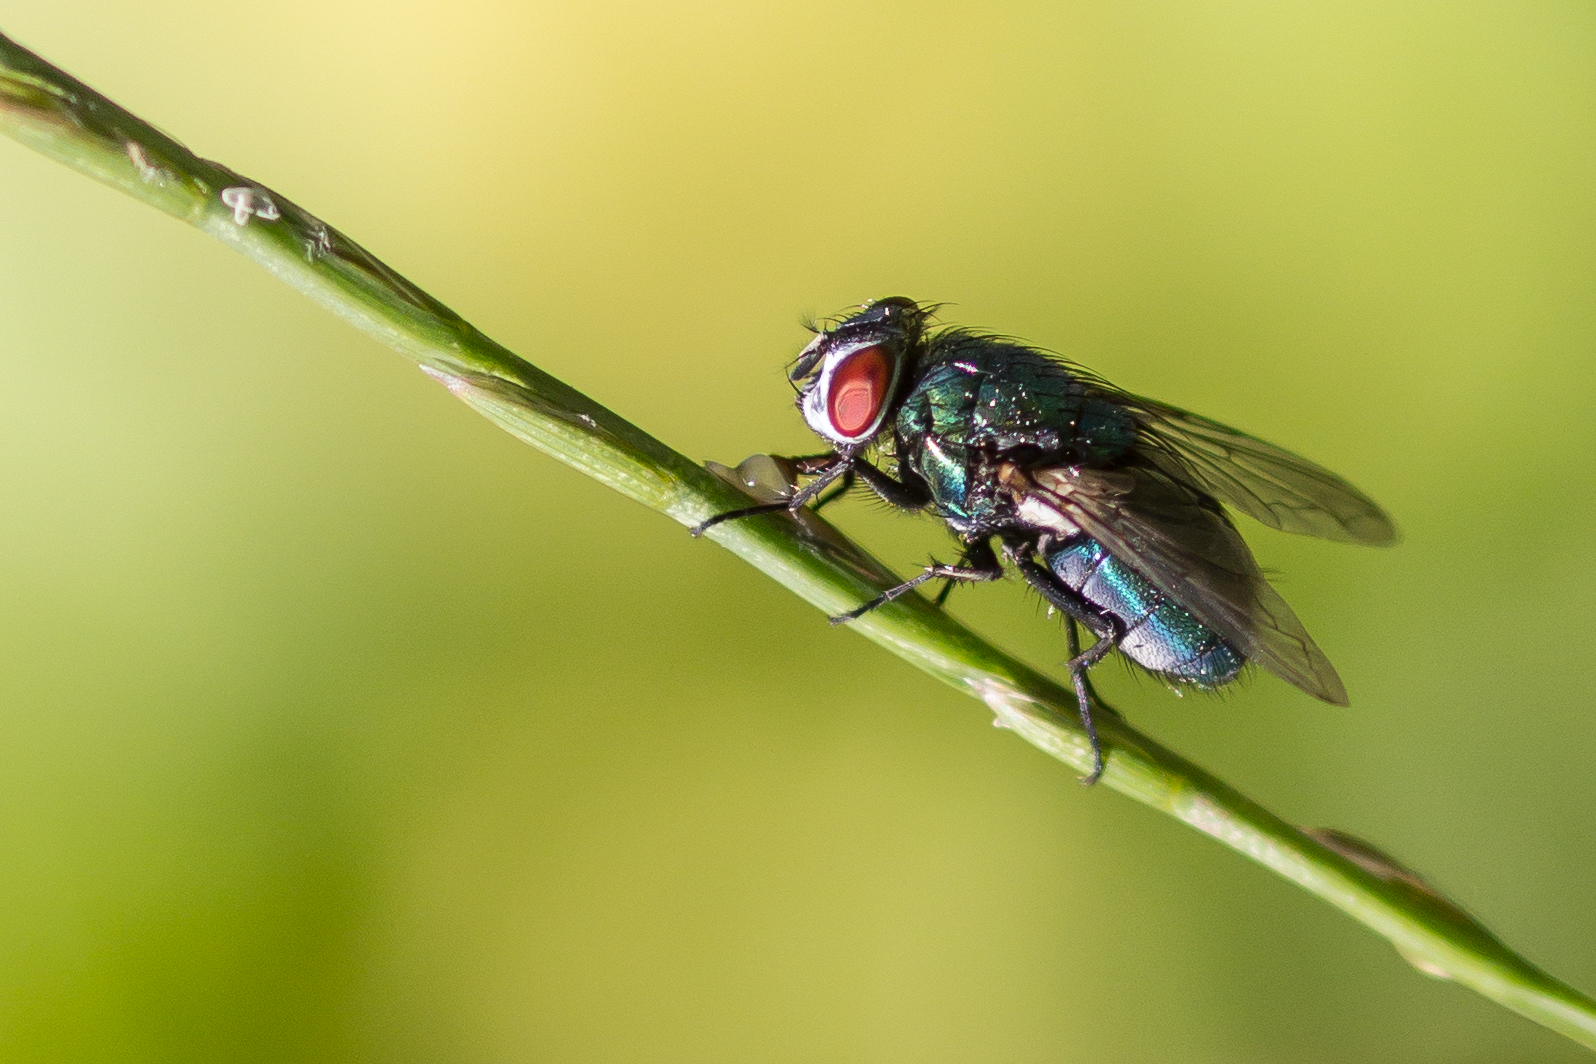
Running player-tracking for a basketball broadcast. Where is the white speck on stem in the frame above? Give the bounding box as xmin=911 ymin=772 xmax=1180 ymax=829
xmin=125 ymin=142 xmax=168 ymax=184
xmin=1394 ymin=944 xmax=1455 ymax=981
xmin=305 ymin=222 xmax=333 ymax=262
xmin=419 ymin=365 xmax=470 ymax=397
xmin=968 ymin=677 xmax=1091 ymax=767
xmin=221 ymin=186 xmax=280 ymax=226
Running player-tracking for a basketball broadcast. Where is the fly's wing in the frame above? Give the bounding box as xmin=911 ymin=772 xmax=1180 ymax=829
xmin=1085 ymin=385 xmax=1397 ymax=546
xmin=1027 ymin=464 xmax=1349 ymax=704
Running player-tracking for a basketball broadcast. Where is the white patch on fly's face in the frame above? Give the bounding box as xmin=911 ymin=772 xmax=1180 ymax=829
xmin=799 ymin=339 xmax=900 ymax=446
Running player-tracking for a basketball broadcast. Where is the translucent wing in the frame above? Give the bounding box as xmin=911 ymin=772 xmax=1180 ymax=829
xmin=1024 ymin=463 xmax=1349 ymax=703
xmin=1099 ymin=389 xmax=1397 ymax=546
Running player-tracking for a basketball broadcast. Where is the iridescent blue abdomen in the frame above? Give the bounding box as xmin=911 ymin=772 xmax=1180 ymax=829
xmin=1045 ymin=536 xmax=1244 ymax=687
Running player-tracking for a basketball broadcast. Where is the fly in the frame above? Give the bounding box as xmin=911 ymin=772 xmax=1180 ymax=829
xmin=694 ymin=298 xmax=1396 ymax=783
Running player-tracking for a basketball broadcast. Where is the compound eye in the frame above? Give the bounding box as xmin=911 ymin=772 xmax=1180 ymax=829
xmin=825 ymin=344 xmax=893 ymax=438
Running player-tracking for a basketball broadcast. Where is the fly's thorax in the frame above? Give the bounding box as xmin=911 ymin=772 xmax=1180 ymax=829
xmin=908 ymin=333 xmax=1139 ymax=463
xmin=789 ymin=298 xmax=928 ymax=448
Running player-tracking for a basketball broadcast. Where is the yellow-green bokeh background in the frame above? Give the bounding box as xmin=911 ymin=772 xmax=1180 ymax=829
xmin=1 ymin=3 xmax=1594 ymax=1060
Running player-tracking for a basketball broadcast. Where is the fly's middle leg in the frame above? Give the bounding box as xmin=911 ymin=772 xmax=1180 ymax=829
xmin=932 ymin=542 xmax=979 ymax=608
xmin=830 ymin=538 xmax=1002 ymax=624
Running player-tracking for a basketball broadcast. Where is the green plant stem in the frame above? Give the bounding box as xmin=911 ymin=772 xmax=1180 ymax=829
xmin=2 ymin=29 xmax=1592 ymax=1049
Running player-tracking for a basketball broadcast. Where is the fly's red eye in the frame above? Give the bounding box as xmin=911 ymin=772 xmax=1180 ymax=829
xmin=826 ymin=345 xmax=892 ymax=438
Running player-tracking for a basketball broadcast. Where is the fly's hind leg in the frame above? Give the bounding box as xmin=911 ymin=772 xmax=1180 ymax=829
xmin=1011 ymin=551 xmax=1124 ymax=785
xmin=1063 ymin=617 xmax=1118 ymax=721
xmin=831 ymin=537 xmax=1002 ymax=624
xmin=1064 ymin=615 xmax=1129 ymax=778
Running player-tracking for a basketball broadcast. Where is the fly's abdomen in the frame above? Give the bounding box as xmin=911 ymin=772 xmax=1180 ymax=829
xmin=1045 ymin=537 xmax=1244 ymax=687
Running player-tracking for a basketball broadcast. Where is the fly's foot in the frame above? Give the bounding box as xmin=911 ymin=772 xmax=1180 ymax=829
xmin=830 ymin=555 xmax=1002 ymax=625
xmin=689 ymin=502 xmax=789 ymax=537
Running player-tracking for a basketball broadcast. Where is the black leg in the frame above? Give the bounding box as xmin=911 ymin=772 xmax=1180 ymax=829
xmin=1065 ymin=617 xmax=1119 ymax=786
xmin=932 ymin=543 xmax=973 ymax=609
xmin=812 ymin=468 xmax=856 ymax=513
xmin=1012 ymin=554 xmax=1122 ymax=785
xmin=783 ymin=457 xmax=854 ymax=509
xmin=689 ymin=501 xmax=788 ymax=536
xmin=690 ymin=453 xmax=852 ymax=537
xmin=931 ymin=538 xmax=999 ymax=608
xmin=1010 ymin=554 xmax=1118 ymax=641
xmin=692 ymin=454 xmax=923 ymax=536
xmin=852 ymin=459 xmax=933 ymax=511
xmin=1065 ymin=617 xmax=1118 ymax=723
xmin=831 ymin=538 xmax=1002 ymax=624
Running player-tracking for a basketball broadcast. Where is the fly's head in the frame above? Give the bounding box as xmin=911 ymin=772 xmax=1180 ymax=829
xmin=788 ymin=297 xmax=929 ymax=450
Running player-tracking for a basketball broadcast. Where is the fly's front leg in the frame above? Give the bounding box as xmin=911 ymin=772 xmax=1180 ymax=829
xmin=831 ymin=537 xmax=1002 ymax=625
xmin=812 ymin=468 xmax=856 ymax=513
xmin=852 ymin=459 xmax=933 ymax=511
xmin=690 ymin=452 xmax=850 ymax=537
xmin=1010 ymin=550 xmax=1123 ymax=785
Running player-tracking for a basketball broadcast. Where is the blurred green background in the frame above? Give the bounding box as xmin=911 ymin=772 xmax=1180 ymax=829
xmin=0 ymin=2 xmax=1593 ymax=1061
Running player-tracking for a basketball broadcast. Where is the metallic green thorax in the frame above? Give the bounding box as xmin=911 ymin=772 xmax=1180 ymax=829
xmin=893 ymin=332 xmax=1137 ymax=532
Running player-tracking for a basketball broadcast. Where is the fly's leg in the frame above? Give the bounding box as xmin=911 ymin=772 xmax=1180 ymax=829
xmin=692 ymin=454 xmax=924 ymax=536
xmin=1064 ymin=617 xmax=1122 ymax=723
xmin=772 ymin=457 xmax=853 ymax=512
xmin=932 ymin=544 xmax=974 ymax=608
xmin=812 ymin=468 xmax=856 ymax=513
xmin=852 ymin=459 xmax=933 ymax=511
xmin=1064 ymin=614 xmax=1128 ymax=778
xmin=689 ymin=501 xmax=788 ymax=536
xmin=1011 ymin=552 xmax=1123 ymax=785
xmin=931 ymin=539 xmax=1001 ymax=608
xmin=690 ymin=453 xmax=851 ymax=537
xmin=831 ymin=538 xmax=1002 ymax=624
